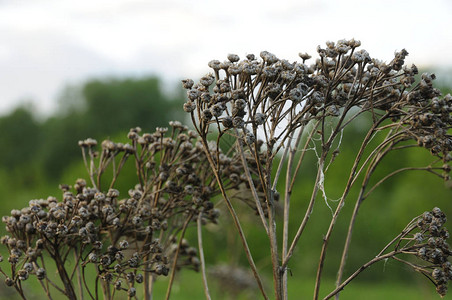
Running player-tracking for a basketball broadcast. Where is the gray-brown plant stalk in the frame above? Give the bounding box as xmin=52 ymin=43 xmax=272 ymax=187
xmin=183 ymin=39 xmax=452 ymax=299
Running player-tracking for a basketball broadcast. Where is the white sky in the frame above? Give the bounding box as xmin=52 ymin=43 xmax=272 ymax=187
xmin=1 ymin=0 xmax=452 ymax=116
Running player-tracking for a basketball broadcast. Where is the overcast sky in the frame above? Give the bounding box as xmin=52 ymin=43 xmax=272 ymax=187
xmin=1 ymin=0 xmax=452 ymax=116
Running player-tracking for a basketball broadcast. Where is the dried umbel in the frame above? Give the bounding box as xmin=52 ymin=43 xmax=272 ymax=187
xmin=414 ymin=208 xmax=452 ymax=297
xmin=0 ymin=122 xmax=254 ymax=299
xmin=324 ymin=207 xmax=451 ymax=299
xmin=183 ymin=39 xmax=452 ymax=300
xmin=183 ymin=40 xmax=451 ymax=170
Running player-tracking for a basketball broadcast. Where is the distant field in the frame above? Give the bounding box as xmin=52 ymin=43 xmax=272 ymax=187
xmin=156 ymin=270 xmax=452 ymax=300
xmin=0 ymin=267 xmax=450 ymax=299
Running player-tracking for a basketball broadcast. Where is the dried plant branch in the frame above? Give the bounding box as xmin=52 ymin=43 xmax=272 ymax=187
xmin=165 ymin=213 xmax=193 ymax=300
xmin=183 ymin=39 xmax=451 ymax=300
xmin=324 ymin=250 xmax=399 ymax=300
xmin=197 ymin=135 xmax=269 ymax=300
xmin=197 ymin=213 xmax=211 ymax=300
xmin=329 ymin=208 xmax=450 ymax=299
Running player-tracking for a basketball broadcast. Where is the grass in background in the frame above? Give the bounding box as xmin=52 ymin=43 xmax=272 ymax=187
xmin=2 ymin=266 xmax=448 ymax=300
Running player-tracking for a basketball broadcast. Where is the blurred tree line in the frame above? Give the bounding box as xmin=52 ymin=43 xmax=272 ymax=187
xmin=0 ymin=76 xmax=184 ymax=220
xmin=0 ymin=74 xmax=450 ymax=289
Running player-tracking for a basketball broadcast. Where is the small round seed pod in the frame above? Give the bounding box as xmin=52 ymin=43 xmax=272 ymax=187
xmin=436 ymin=284 xmax=448 ymax=297
xmin=183 ymin=101 xmax=196 ymax=113
xmin=136 ymin=273 xmax=144 ymax=284
xmin=222 ymin=116 xmax=233 ymax=128
xmin=432 ymin=268 xmax=445 ymax=281
xmin=4 ymin=277 xmax=14 ymax=286
xmin=88 ymin=253 xmax=98 ymax=263
xmin=128 ymin=287 xmax=136 ymax=297
xmin=128 ymin=257 xmax=139 ymax=268
xmin=113 ymin=263 xmax=122 ymax=273
xmin=119 ymin=240 xmax=129 ymax=250
xmin=126 ymin=272 xmax=135 ymax=283
xmin=115 ymin=280 xmax=122 ymax=290
xmin=115 ymin=251 xmax=124 ymax=262
xmin=181 ymin=79 xmax=194 ymax=89
xmin=155 ymin=264 xmax=165 ymax=275
xmin=102 ymin=273 xmax=113 ymax=283
xmin=36 ymin=268 xmax=46 ymax=280
xmin=100 ymin=255 xmax=111 ymax=266
xmin=18 ymin=269 xmax=29 ymax=281
xmin=23 ymin=262 xmax=33 ymax=272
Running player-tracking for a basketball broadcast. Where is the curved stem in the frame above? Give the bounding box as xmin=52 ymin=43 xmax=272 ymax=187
xmin=324 ymin=251 xmax=398 ymax=300
xmin=335 ymin=161 xmax=438 ymax=299
xmin=313 ymin=119 xmax=386 ymax=300
xmin=364 ymin=166 xmax=443 ymax=199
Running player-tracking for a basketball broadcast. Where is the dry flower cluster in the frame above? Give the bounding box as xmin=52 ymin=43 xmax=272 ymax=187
xmin=324 ymin=207 xmax=452 ymax=299
xmin=0 ymin=122 xmax=259 ymax=299
xmin=183 ymin=39 xmax=451 ymax=299
xmin=1 ymin=39 xmax=451 ymax=299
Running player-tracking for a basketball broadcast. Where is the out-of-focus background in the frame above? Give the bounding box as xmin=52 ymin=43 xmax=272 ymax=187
xmin=0 ymin=0 xmax=451 ymax=299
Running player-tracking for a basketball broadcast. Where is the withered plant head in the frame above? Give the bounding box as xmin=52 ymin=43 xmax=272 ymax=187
xmin=0 ymin=121 xmax=251 ymax=299
xmin=183 ymin=39 xmax=452 ymax=300
xmin=183 ymin=39 xmax=451 ymax=177
xmin=326 ymin=207 xmax=452 ymax=299
xmin=383 ymin=207 xmax=452 ymax=298
xmin=412 ymin=208 xmax=452 ymax=297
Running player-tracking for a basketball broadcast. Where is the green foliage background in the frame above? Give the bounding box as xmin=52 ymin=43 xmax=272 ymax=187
xmin=0 ymin=74 xmax=450 ymax=299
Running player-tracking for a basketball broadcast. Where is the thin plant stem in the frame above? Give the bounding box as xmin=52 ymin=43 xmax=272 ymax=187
xmin=283 ymin=155 xmax=326 ymax=268
xmin=81 ymin=265 xmax=95 ymax=300
xmin=235 ymin=130 xmax=269 ymax=234
xmin=74 ymin=249 xmax=84 ymax=300
xmin=197 ymin=213 xmax=212 ymax=300
xmin=143 ymin=258 xmax=153 ymax=300
xmin=364 ymin=166 xmax=443 ymax=199
xmin=53 ymin=248 xmax=77 ymax=299
xmin=37 ymin=277 xmax=54 ymax=300
xmin=324 ymin=251 xmax=399 ymax=300
xmin=15 ymin=281 xmax=26 ymax=300
xmin=334 ymin=141 xmax=409 ymax=297
xmin=313 ymin=121 xmax=384 ymax=300
xmin=165 ymin=213 xmax=193 ymax=300
xmin=288 ymin=121 xmax=321 ymax=192
xmin=281 ymin=127 xmax=304 ymax=300
xmin=197 ymin=134 xmax=269 ymax=300
xmin=80 ymin=147 xmax=97 ymax=190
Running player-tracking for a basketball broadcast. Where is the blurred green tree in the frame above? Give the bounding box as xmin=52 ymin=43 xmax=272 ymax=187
xmin=39 ymin=76 xmax=184 ymax=178
xmin=0 ymin=105 xmax=41 ymax=170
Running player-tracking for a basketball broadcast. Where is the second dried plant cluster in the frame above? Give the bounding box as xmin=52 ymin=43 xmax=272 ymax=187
xmin=0 ymin=122 xmax=260 ymax=299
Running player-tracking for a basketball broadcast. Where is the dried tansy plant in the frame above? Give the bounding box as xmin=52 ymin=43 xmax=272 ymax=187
xmin=1 ymin=39 xmax=451 ymax=300
xmin=0 ymin=122 xmax=258 ymax=299
xmin=183 ymin=39 xmax=452 ymax=299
